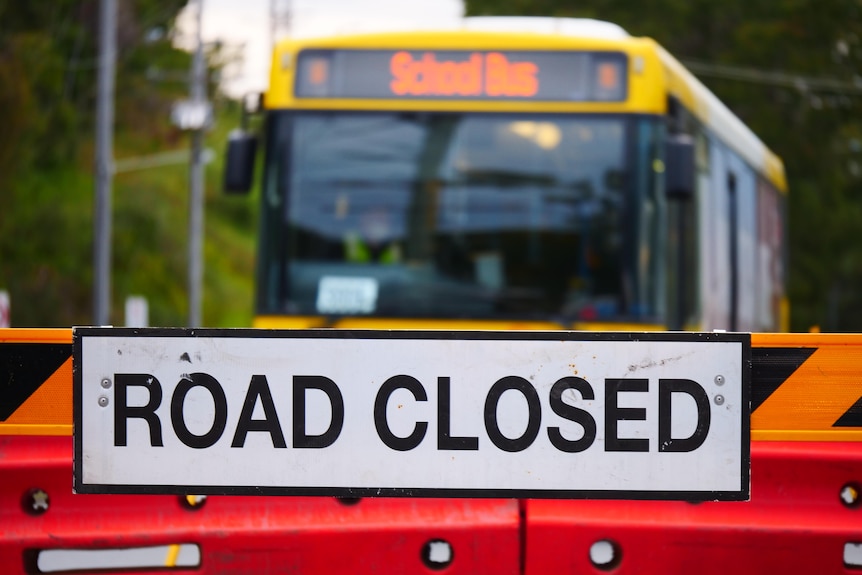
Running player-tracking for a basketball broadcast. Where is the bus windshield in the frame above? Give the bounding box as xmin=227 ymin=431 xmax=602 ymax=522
xmin=258 ymin=111 xmax=665 ymax=324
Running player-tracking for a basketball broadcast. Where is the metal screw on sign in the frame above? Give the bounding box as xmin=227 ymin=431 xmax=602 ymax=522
xmin=101 ymin=378 xmax=112 ymax=389
xmin=714 ymin=395 xmax=725 ymax=406
xmin=714 ymin=375 xmax=725 ymax=386
xmin=23 ymin=489 xmax=50 ymax=516
xmin=421 ymin=539 xmax=454 ymax=570
xmin=840 ymin=483 xmax=860 ymax=508
xmin=98 ymin=396 xmax=109 ymax=407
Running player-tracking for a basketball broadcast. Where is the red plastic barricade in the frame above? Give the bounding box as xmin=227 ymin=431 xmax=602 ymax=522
xmin=1 ymin=435 xmax=520 ymax=575
xmin=525 ymin=441 xmax=862 ymax=574
xmin=3 ymin=329 xmax=862 ymax=573
xmin=3 ymin=435 xmax=860 ymax=573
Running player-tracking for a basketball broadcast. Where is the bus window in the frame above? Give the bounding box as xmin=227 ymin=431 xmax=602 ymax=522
xmin=258 ymin=111 xmax=664 ymax=324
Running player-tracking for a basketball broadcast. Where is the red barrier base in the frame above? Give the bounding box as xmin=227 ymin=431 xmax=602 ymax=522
xmin=0 ymin=436 xmax=519 ymax=574
xmin=2 ymin=436 xmax=860 ymax=574
xmin=526 ymin=442 xmax=862 ymax=574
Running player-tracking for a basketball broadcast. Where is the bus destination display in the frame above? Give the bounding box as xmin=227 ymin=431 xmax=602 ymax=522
xmin=295 ymin=49 xmax=628 ymax=101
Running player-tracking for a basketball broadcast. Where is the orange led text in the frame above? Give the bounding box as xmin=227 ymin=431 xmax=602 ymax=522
xmin=390 ymin=51 xmax=539 ymax=98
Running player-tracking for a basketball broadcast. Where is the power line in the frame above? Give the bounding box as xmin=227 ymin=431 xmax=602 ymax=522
xmin=681 ymin=59 xmax=862 ymax=96
xmin=113 ymin=148 xmax=214 ymax=173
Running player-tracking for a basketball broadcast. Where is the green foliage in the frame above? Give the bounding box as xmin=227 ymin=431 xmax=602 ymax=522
xmin=466 ymin=0 xmax=862 ymax=331
xmin=0 ymin=167 xmax=93 ymax=326
xmin=0 ymin=0 xmax=256 ymax=327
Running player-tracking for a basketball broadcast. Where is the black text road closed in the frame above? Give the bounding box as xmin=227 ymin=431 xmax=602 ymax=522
xmin=73 ymin=329 xmax=750 ymax=500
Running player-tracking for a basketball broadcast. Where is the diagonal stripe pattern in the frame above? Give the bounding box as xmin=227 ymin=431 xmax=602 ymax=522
xmin=750 ymin=347 xmax=816 ymax=412
xmin=834 ymin=396 xmax=862 ymax=427
xmin=0 ymin=343 xmax=72 ymax=421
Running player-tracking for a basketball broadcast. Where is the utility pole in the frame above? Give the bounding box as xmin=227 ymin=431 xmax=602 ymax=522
xmin=170 ymin=0 xmax=212 ymax=326
xmin=270 ymin=0 xmax=292 ymax=52
xmin=188 ymin=0 xmax=207 ymax=327
xmin=94 ymin=0 xmax=117 ymax=326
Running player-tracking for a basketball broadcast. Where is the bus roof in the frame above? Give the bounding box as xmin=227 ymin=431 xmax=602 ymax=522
xmin=460 ymin=17 xmax=630 ymax=40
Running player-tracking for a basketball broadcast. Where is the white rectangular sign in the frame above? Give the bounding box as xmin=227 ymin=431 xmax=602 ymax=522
xmin=73 ymin=328 xmax=750 ymax=500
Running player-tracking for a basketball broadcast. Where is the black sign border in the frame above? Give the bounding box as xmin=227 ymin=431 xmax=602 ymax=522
xmin=73 ymin=327 xmax=751 ymax=501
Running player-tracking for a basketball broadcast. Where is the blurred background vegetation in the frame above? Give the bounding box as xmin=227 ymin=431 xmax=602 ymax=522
xmin=1 ymin=0 xmax=861 ymax=331
xmin=0 ymin=0 xmax=256 ymax=327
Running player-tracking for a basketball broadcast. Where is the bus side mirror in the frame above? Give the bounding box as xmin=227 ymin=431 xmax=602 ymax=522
xmin=223 ymin=129 xmax=258 ymax=195
xmin=665 ymin=134 xmax=695 ymax=201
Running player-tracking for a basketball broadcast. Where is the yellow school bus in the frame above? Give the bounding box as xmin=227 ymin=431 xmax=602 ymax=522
xmin=225 ymin=17 xmax=788 ymax=332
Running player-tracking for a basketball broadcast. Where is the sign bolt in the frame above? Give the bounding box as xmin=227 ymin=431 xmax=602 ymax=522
xmin=714 ymin=375 xmax=725 ymax=386
xmin=101 ymin=378 xmax=112 ymax=389
xmin=98 ymin=396 xmax=109 ymax=407
xmin=714 ymin=394 xmax=725 ymax=406
xmin=23 ymin=488 xmax=50 ymax=515
xmin=840 ymin=483 xmax=860 ymax=508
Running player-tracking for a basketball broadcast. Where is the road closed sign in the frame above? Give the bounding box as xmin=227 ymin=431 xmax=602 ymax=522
xmin=73 ymin=328 xmax=750 ymax=500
